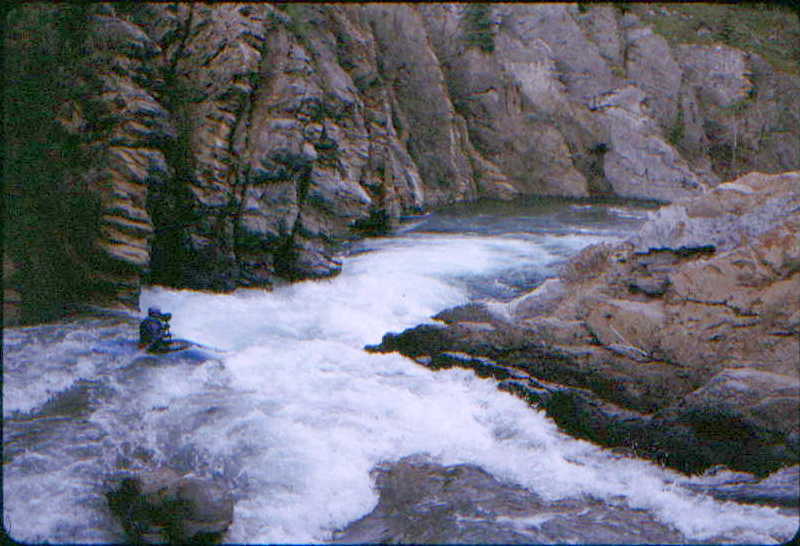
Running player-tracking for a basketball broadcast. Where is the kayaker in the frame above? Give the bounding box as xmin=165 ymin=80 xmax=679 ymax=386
xmin=139 ymin=307 xmax=173 ymax=353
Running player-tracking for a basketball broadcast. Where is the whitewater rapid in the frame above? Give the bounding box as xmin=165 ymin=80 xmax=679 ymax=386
xmin=3 ymin=202 xmax=798 ymax=543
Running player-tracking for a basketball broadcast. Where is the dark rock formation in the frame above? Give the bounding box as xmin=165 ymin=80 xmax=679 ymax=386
xmin=369 ymin=171 xmax=800 ymax=476
xmin=106 ymin=468 xmax=233 ymax=544
xmin=4 ymin=3 xmax=800 ymax=325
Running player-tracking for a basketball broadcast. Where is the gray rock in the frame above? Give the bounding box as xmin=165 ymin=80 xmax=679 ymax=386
xmin=678 ymin=44 xmax=752 ymax=109
xmin=632 ymin=171 xmax=800 ymax=253
xmin=623 ymin=17 xmax=682 ymax=129
xmin=5 ymin=3 xmax=800 ymax=324
xmin=106 ymin=468 xmax=234 ymax=544
xmin=508 ymin=278 xmax=567 ymax=319
xmin=600 ymin=86 xmax=706 ymax=202
xmin=332 ymin=456 xmax=689 ymax=544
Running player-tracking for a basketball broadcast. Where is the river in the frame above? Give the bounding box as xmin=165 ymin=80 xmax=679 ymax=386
xmin=3 ymin=198 xmax=797 ymax=543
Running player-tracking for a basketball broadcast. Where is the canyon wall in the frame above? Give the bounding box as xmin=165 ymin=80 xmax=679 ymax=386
xmin=5 ymin=3 xmax=800 ymax=324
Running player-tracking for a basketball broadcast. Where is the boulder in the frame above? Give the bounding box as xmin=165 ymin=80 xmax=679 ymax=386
xmin=661 ymin=368 xmax=800 ymax=439
xmin=332 ymin=456 xmax=688 ymax=544
xmin=106 ymin=468 xmax=234 ymax=544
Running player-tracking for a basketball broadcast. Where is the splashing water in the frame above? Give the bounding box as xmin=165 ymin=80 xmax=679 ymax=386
xmin=3 ymin=200 xmax=797 ymax=543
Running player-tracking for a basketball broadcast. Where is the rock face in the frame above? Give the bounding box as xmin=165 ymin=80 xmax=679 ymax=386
xmin=370 ymin=171 xmax=800 ymax=475
xmin=106 ymin=468 xmax=233 ymax=544
xmin=4 ymin=3 xmax=800 ymax=324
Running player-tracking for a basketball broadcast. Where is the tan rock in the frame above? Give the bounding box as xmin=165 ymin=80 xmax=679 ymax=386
xmin=509 ymin=278 xmax=567 ymax=319
xmin=584 ymin=298 xmax=666 ymax=358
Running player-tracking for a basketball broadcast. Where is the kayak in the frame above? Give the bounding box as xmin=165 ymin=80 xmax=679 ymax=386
xmin=129 ymin=339 xmax=223 ymax=368
xmin=145 ymin=339 xmax=194 ymax=355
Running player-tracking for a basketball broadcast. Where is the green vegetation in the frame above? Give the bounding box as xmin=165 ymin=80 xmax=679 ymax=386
xmin=463 ymin=4 xmax=495 ymax=54
xmin=615 ymin=2 xmax=632 ymax=15
xmin=351 ymin=209 xmax=391 ymax=236
xmin=610 ymin=64 xmax=626 ymax=78
xmin=667 ymin=107 xmax=685 ymax=147
xmin=633 ymin=3 xmax=800 ymax=74
xmin=353 ymin=73 xmax=383 ymax=94
xmin=278 ymin=3 xmax=317 ymax=51
xmin=4 ymin=4 xmax=107 ymax=321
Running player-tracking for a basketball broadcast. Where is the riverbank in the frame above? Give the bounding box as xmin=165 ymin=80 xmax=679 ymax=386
xmin=370 ymin=170 xmax=800 ymax=477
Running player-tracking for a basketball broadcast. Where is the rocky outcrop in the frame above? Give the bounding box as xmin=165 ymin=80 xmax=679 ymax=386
xmin=4 ymin=3 xmax=799 ymax=324
xmin=366 ymin=4 xmax=478 ymax=206
xmin=106 ymin=468 xmax=234 ymax=544
xmin=369 ymin=171 xmax=800 ymax=475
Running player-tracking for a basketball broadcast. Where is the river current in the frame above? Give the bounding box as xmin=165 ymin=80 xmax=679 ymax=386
xmin=3 ymin=199 xmax=798 ymax=543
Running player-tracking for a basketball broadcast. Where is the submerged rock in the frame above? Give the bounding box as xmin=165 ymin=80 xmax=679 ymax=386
xmin=106 ymin=468 xmax=233 ymax=544
xmin=680 ymin=465 xmax=800 ymax=508
xmin=332 ymin=456 xmax=693 ymax=544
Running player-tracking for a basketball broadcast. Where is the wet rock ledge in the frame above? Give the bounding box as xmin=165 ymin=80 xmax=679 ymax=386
xmin=332 ymin=456 xmax=798 ymax=544
xmin=331 ymin=456 xmax=690 ymax=544
xmin=368 ymin=170 xmax=800 ymax=477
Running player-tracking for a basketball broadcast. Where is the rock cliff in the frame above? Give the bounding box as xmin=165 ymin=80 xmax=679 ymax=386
xmin=5 ymin=3 xmax=800 ymax=324
xmin=370 ymin=170 xmax=800 ymax=475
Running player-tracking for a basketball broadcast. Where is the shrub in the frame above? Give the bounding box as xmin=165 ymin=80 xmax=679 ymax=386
xmin=463 ymin=4 xmax=495 ymax=53
xmin=667 ymin=108 xmax=685 ymax=147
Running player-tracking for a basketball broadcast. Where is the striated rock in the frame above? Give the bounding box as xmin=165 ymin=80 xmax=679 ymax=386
xmin=371 ymin=171 xmax=800 ymax=475
xmin=497 ymin=4 xmax=615 ymax=104
xmin=4 ymin=3 xmax=800 ymax=324
xmin=366 ymin=4 xmax=476 ymax=206
xmin=106 ymin=468 xmax=234 ymax=544
xmin=4 ymin=4 xmax=172 ymax=323
xmin=576 ymin=5 xmax=625 ymax=71
xmin=599 ymin=85 xmax=706 ymax=201
xmin=676 ymin=43 xmax=800 ymax=180
xmin=678 ymin=44 xmax=752 ymax=109
xmin=422 ymin=3 xmax=594 ymax=198
xmin=622 ymin=14 xmax=683 ymax=129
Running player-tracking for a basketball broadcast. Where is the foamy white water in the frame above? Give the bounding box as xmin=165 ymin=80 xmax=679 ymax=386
xmin=3 ymin=203 xmax=798 ymax=544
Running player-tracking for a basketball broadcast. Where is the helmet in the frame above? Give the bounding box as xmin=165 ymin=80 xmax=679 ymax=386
xmin=148 ymin=307 xmax=171 ymax=321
